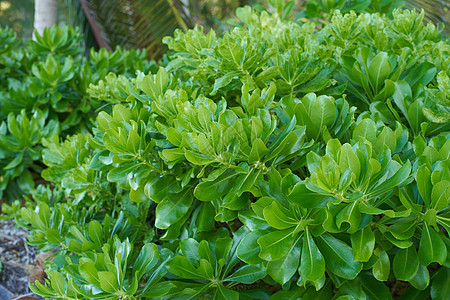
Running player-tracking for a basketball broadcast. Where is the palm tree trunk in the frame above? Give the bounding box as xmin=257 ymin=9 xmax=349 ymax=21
xmin=33 ymin=0 xmax=58 ymax=39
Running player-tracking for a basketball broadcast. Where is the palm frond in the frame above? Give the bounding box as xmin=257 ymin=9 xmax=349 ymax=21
xmin=59 ymin=0 xmax=449 ymax=60
xmin=130 ymin=0 xmax=188 ymax=59
xmin=59 ymin=0 xmax=263 ymax=59
xmin=405 ymin=0 xmax=450 ymax=36
xmin=76 ymin=0 xmax=193 ymax=60
xmin=59 ymin=0 xmax=97 ymax=50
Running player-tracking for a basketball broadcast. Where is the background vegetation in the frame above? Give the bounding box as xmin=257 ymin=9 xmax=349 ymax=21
xmin=1 ymin=0 xmax=449 ymax=57
xmin=0 ymin=0 xmax=449 ymax=299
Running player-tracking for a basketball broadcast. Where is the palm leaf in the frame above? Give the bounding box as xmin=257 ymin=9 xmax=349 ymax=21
xmin=59 ymin=0 xmax=97 ymax=50
xmin=59 ymin=0 xmax=192 ymax=60
xmin=130 ymin=0 xmax=188 ymax=59
xmin=405 ymin=0 xmax=450 ymax=36
xmin=59 ymin=0 xmax=449 ymax=60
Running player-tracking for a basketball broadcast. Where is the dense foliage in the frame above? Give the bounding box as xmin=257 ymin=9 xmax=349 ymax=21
xmin=0 ymin=25 xmax=155 ymax=202
xmin=1 ymin=1 xmax=450 ymax=299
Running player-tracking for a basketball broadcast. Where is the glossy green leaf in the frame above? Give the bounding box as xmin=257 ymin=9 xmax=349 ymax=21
xmin=155 ymin=188 xmax=193 ymax=229
xmin=359 ymin=272 xmax=393 ymax=300
xmin=225 ymin=264 xmax=266 ymax=284
xmin=336 ymin=201 xmax=362 ymax=234
xmin=300 ymin=228 xmax=325 ymax=282
xmin=372 ymin=249 xmax=390 ymax=281
xmin=238 ymin=210 xmax=270 ymax=231
xmin=185 ymin=150 xmax=215 ymax=165
xmin=309 ymin=95 xmax=336 ymax=139
xmin=258 ymin=229 xmax=296 ymax=261
xmin=316 ymin=234 xmax=362 ymax=280
xmin=267 ymin=238 xmax=301 ymax=285
xmin=237 ymin=230 xmax=266 ymax=265
xmin=210 ymin=71 xmax=240 ymax=96
xmin=393 ymin=247 xmax=419 ymax=281
xmin=416 ymin=165 xmax=432 ymax=208
xmin=194 ymin=170 xmax=237 ymax=201
xmin=263 ymin=201 xmax=297 ymax=229
xmin=334 ymin=296 xmax=356 ymax=300
xmin=353 ymin=119 xmax=376 ymax=143
xmin=98 ymin=271 xmax=118 ymax=293
xmin=133 ymin=243 xmax=159 ymax=280
xmin=338 ymin=143 xmax=361 ymax=180
xmin=368 ymin=162 xmax=411 ymax=196
xmin=196 ymin=202 xmax=216 ymax=232
xmin=431 ymin=181 xmax=450 ymax=211
xmin=198 ymin=240 xmax=216 ymax=267
xmin=248 ymin=138 xmax=269 ymax=164
xmin=166 ymin=256 xmax=206 ymax=279
xmin=213 ymin=285 xmax=239 ymax=300
xmin=373 ymin=126 xmax=396 ymax=155
xmin=431 ymin=268 xmax=450 ymax=300
xmin=409 ymin=264 xmax=430 ymax=291
xmin=351 ymin=226 xmax=375 ymax=262
xmin=387 ymin=219 xmax=417 ymax=240
xmin=196 ymin=259 xmax=214 ymax=280
xmin=79 ymin=260 xmax=100 ymax=287
xmin=269 ymin=285 xmax=306 ymax=299
xmin=142 ymin=282 xmax=175 ymax=298
xmin=418 ymin=223 xmax=447 ymax=266
xmin=288 ymin=182 xmax=336 ymax=208
xmin=50 ymin=271 xmax=65 ymax=295
xmin=301 ymin=279 xmax=332 ymax=300
xmin=368 ymin=52 xmax=390 ymax=93
xmin=179 ymin=238 xmax=200 ymax=266
xmin=337 ymin=278 xmax=364 ymax=300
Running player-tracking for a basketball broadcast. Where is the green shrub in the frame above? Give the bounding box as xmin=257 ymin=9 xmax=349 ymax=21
xmin=0 ymin=25 xmax=156 ymax=202
xmin=3 ymin=2 xmax=450 ymax=299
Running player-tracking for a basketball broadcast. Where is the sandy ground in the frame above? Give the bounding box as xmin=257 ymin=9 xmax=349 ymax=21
xmin=0 ymin=219 xmax=41 ymax=300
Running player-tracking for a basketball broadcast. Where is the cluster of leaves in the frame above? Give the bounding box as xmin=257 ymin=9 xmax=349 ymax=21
xmin=304 ymin=0 xmax=405 ymax=19
xmin=3 ymin=1 xmax=450 ymax=299
xmin=0 ymin=25 xmax=156 ymax=202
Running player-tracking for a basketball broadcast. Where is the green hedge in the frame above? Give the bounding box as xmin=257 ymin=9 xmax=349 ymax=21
xmin=1 ymin=1 xmax=449 ymax=299
xmin=0 ymin=25 xmax=156 ymax=202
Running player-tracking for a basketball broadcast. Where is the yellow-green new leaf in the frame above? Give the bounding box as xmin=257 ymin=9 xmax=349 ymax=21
xmin=98 ymin=271 xmax=118 ymax=293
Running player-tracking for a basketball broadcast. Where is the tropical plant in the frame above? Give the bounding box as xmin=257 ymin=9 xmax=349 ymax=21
xmin=2 ymin=1 xmax=449 ymax=299
xmin=60 ymin=0 xmax=261 ymax=60
xmin=0 ymin=25 xmax=155 ymax=202
xmin=305 ymin=0 xmax=450 ymax=36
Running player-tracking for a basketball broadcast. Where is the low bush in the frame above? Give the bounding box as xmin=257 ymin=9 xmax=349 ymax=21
xmin=2 ymin=1 xmax=450 ymax=299
xmin=0 ymin=25 xmax=155 ymax=202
